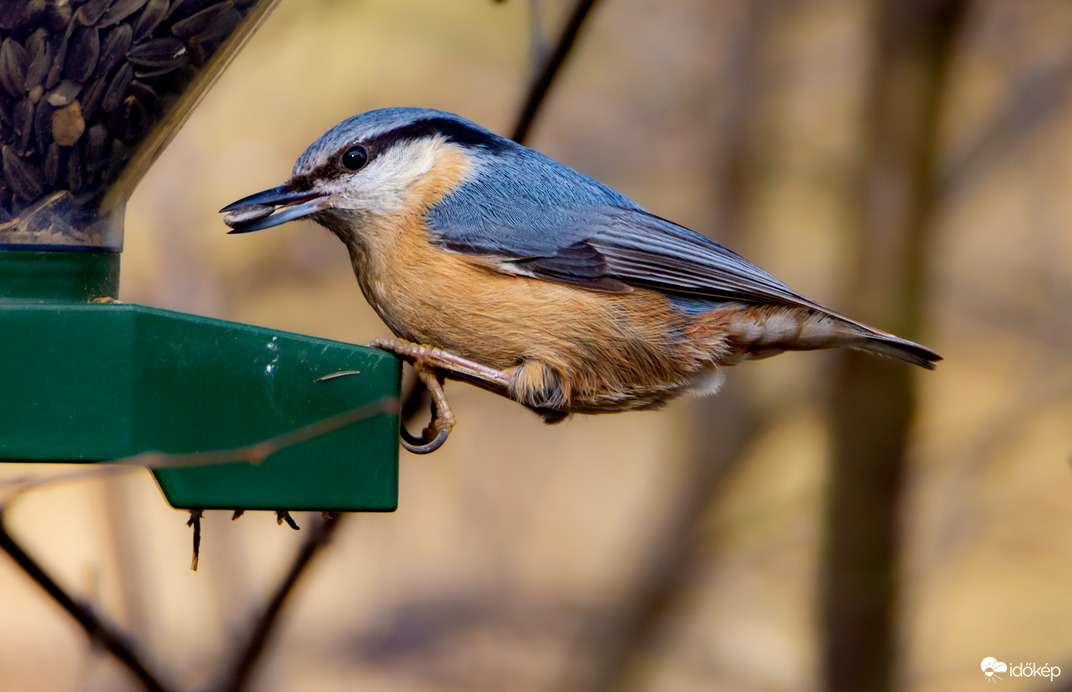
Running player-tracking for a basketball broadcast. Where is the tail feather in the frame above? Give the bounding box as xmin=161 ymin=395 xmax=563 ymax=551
xmin=849 ymin=329 xmax=942 ymax=370
xmin=801 ymin=306 xmax=942 ymax=370
xmin=721 ymin=304 xmax=942 ymax=369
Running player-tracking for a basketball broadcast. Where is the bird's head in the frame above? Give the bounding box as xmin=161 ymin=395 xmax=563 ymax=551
xmin=221 ymin=107 xmax=512 ymax=241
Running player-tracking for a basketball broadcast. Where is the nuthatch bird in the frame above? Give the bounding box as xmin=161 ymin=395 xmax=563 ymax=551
xmin=222 ymin=107 xmax=940 ymax=451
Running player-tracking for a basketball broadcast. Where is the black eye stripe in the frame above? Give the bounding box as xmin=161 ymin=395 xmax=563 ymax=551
xmin=361 ymin=118 xmax=511 ymax=156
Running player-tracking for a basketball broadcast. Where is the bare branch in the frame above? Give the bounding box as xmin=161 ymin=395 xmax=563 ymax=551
xmin=511 ymin=0 xmax=602 ymax=144
xmin=213 ymin=513 xmax=346 ymax=692
xmin=939 ymin=31 xmax=1072 ymax=202
xmin=0 ymin=512 xmax=176 ymax=692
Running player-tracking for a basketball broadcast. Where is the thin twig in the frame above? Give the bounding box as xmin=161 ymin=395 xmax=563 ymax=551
xmin=939 ymin=29 xmax=1072 ymax=202
xmin=0 ymin=512 xmax=175 ymax=692
xmin=213 ymin=513 xmax=346 ymax=692
xmin=187 ymin=510 xmax=204 ymax=571
xmin=121 ymin=397 xmax=397 ymax=471
xmin=0 ymin=396 xmax=397 ymax=509
xmin=511 ymin=0 xmax=602 ymax=144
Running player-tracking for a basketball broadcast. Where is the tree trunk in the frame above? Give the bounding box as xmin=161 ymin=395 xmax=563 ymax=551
xmin=822 ymin=2 xmax=968 ymax=691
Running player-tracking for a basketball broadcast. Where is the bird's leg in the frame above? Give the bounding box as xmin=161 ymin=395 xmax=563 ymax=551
xmin=369 ymin=337 xmax=511 ymax=454
xmin=368 ymin=337 xmax=511 ymax=388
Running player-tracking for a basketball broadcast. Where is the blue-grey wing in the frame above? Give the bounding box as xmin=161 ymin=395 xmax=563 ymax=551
xmin=591 ymin=207 xmax=822 ymax=308
xmin=426 ymin=148 xmax=822 ymax=309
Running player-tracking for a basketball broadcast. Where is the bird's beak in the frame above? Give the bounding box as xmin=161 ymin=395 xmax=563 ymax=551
xmin=220 ymin=184 xmax=330 ymax=234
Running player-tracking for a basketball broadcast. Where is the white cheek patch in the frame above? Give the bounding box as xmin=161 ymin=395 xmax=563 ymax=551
xmin=342 ymin=139 xmax=442 ymax=215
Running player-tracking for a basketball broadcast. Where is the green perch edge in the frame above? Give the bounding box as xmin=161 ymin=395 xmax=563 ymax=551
xmin=0 ymin=250 xmax=401 ymax=512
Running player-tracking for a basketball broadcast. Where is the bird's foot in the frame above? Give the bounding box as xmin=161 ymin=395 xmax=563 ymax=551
xmin=401 ymin=363 xmax=453 ymax=454
xmin=369 ymin=338 xmax=509 ymax=454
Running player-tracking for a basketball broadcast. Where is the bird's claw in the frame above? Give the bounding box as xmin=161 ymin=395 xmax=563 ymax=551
xmin=370 ymin=338 xmax=463 ymax=455
xmin=400 ymin=425 xmax=450 ymax=454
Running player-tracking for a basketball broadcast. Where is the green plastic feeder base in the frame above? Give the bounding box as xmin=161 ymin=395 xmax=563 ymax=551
xmin=0 ymin=251 xmax=401 ymax=512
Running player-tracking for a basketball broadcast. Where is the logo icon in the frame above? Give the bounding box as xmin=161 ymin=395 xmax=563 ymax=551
xmin=982 ymin=657 xmax=1008 ymax=683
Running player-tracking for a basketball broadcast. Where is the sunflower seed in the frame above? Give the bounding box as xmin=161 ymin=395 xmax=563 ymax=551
xmin=52 ymin=101 xmax=85 ymax=146
xmin=0 ymin=3 xmax=23 ymax=31
xmin=13 ymin=97 xmax=34 ymax=152
xmin=25 ymin=29 xmax=51 ymax=91
xmin=74 ymin=0 xmax=112 ymax=26
xmin=44 ymin=0 xmax=72 ymax=31
xmin=131 ymin=55 xmax=188 ymax=79
xmin=3 ymin=146 xmax=44 ymax=202
xmin=132 ymin=62 xmax=180 ymax=79
xmin=44 ymin=30 xmax=69 ymax=89
xmin=0 ymin=0 xmax=45 ymax=33
xmin=100 ymin=60 xmax=132 ymax=111
xmin=84 ymin=132 xmax=107 ymax=185
xmin=224 ymin=203 xmax=273 ymax=227
xmin=0 ymin=173 xmax=12 ymax=208
xmin=171 ymin=2 xmax=231 ymax=39
xmin=119 ymin=94 xmax=146 ymax=140
xmin=43 ymin=142 xmax=64 ymax=186
xmin=128 ymin=36 xmax=187 ymax=67
xmin=95 ymin=22 xmax=132 ymax=77
xmin=66 ymin=143 xmax=83 ymax=191
xmin=197 ymin=4 xmax=240 ymax=44
xmin=132 ymin=0 xmax=169 ymax=41
xmin=0 ymin=38 xmax=29 ymax=98
xmin=79 ymin=73 xmax=107 ymax=119
xmin=45 ymin=79 xmax=82 ymax=106
xmin=99 ymin=0 xmax=148 ymax=27
xmin=105 ymin=136 xmax=126 ymax=180
xmin=128 ymin=79 xmax=157 ymax=109
xmin=34 ymin=98 xmax=54 ymax=148
xmin=167 ymin=0 xmax=216 ymax=22
xmin=185 ymin=6 xmax=239 ymax=64
xmin=64 ymin=25 xmax=100 ymax=82
xmin=25 ymin=27 xmax=48 ymax=65
xmin=84 ymin=121 xmax=106 ymax=162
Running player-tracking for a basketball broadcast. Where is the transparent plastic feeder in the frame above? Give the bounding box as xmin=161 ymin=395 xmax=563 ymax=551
xmin=0 ymin=0 xmax=280 ymax=251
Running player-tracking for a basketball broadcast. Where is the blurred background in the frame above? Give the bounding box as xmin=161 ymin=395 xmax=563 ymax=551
xmin=2 ymin=0 xmax=1072 ymax=690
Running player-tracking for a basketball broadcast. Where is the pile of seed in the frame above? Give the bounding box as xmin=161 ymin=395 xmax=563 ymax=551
xmin=0 ymin=0 xmax=259 ymax=247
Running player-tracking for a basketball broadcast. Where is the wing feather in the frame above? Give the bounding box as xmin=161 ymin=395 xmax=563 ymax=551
xmin=435 ymin=202 xmax=823 ymax=310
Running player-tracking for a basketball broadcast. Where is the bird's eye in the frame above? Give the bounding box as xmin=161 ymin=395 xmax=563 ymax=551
xmin=341 ymin=145 xmax=369 ymax=171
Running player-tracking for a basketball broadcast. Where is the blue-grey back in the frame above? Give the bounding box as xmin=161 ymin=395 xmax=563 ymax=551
xmin=302 ymin=107 xmax=813 ymax=309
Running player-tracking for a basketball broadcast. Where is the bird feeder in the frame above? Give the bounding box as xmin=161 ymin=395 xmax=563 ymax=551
xmin=0 ymin=1 xmax=400 ymax=511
